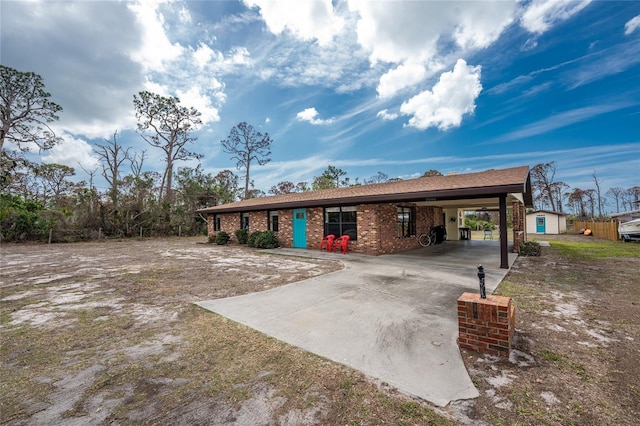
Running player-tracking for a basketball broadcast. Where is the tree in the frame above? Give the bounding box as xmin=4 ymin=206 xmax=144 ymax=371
xmin=94 ymin=130 xmax=130 ymax=206
xmin=133 ymin=91 xmax=203 ymax=203
xmin=531 ymin=162 xmax=566 ymax=212
xmin=211 ymin=169 xmax=240 ymax=204
xmin=422 ymin=169 xmax=443 ymax=177
xmin=567 ymin=188 xmax=587 ymax=217
xmin=592 ymin=170 xmax=605 ymax=217
xmin=365 ymin=172 xmax=389 ymax=184
xmin=312 ymin=165 xmax=348 ymax=190
xmin=0 ymin=65 xmax=63 ymax=182
xmin=220 ymin=122 xmax=272 ymax=200
xmin=606 ymin=187 xmax=625 ymax=213
xmin=36 ymin=163 xmax=75 ymax=208
xmin=269 ymin=181 xmax=296 ymax=195
xmin=627 ymin=186 xmax=640 ymax=211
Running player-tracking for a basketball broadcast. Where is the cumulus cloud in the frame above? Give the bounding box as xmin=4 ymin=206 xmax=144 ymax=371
xmin=400 ymin=59 xmax=482 ymax=131
xmin=175 ymin=86 xmax=222 ymax=125
xmin=296 ymin=107 xmax=335 ymax=125
xmin=376 ymin=110 xmax=399 ymax=121
xmin=520 ymin=0 xmax=591 ymax=34
xmin=377 ymin=62 xmax=427 ymax=98
xmin=243 ymin=0 xmax=344 ymax=46
xmin=41 ymin=134 xmax=100 ymax=171
xmin=348 ymin=1 xmax=515 ymax=64
xmin=624 ymin=15 xmax=640 ymax=35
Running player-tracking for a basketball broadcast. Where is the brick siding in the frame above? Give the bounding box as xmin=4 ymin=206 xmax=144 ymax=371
xmin=457 ymin=292 xmax=515 ymax=358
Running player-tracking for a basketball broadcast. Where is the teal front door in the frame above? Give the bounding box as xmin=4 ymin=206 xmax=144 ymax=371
xmin=536 ymin=216 xmax=546 ymax=233
xmin=293 ymin=208 xmax=307 ymax=248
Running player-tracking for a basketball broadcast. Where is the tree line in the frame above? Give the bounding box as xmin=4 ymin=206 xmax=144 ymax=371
xmin=1 ymin=65 xmax=637 ymax=242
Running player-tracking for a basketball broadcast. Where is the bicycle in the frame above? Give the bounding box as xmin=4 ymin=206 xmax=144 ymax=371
xmin=418 ymin=227 xmax=437 ymax=247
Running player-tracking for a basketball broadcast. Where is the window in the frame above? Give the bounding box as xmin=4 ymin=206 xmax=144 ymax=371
xmin=241 ymin=212 xmax=250 ymax=230
xmin=214 ymin=214 xmax=221 ymax=232
xmin=325 ymin=206 xmax=357 ymax=240
xmin=397 ymin=206 xmax=416 ymax=238
xmin=268 ymin=210 xmax=279 ymax=232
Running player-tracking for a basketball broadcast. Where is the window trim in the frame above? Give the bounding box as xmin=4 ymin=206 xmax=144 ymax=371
xmin=268 ymin=210 xmax=279 ymax=232
xmin=324 ymin=206 xmax=357 ymax=240
xmin=241 ymin=212 xmax=250 ymax=230
xmin=397 ymin=206 xmax=416 ymax=238
xmin=214 ymin=214 xmax=221 ymax=232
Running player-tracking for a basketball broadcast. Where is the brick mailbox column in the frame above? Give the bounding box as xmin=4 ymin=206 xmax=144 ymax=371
xmin=457 ymin=292 xmax=515 ymax=358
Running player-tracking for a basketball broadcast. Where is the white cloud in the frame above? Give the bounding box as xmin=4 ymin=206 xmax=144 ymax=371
xmin=520 ymin=0 xmax=591 ymax=34
xmin=377 ymin=110 xmax=398 ymax=121
xmin=296 ymin=107 xmax=335 ymax=125
xmin=624 ymin=15 xmax=640 ymax=35
xmin=348 ymin=1 xmax=516 ymax=64
xmin=243 ymin=0 xmax=344 ymax=46
xmin=400 ymin=59 xmax=482 ymax=131
xmin=175 ymin=86 xmax=221 ymax=125
xmin=41 ymin=134 xmax=100 ymax=172
xmin=377 ymin=62 xmax=427 ymax=98
xmin=127 ymin=0 xmax=184 ymax=71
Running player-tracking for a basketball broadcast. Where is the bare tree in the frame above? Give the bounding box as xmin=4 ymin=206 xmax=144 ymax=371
xmin=36 ymin=163 xmax=75 ymax=207
xmin=592 ymin=170 xmax=605 ymax=217
xmin=269 ymin=181 xmax=296 ymax=195
xmin=133 ymin=91 xmax=202 ymax=203
xmin=606 ymin=187 xmax=626 ymax=213
xmin=366 ymin=172 xmax=389 ymax=184
xmin=94 ymin=131 xmax=130 ymax=206
xmin=627 ymin=186 xmax=640 ymax=210
xmin=220 ymin=122 xmax=272 ymax=199
xmin=0 ymin=65 xmax=62 ymax=181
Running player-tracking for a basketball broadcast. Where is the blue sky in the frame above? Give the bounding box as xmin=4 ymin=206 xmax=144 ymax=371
xmin=2 ymin=0 xmax=639 ymax=206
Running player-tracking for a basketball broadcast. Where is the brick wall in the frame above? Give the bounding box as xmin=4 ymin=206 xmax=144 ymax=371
xmin=205 ymin=203 xmax=444 ymax=255
xmin=457 ymin=292 xmax=515 ymax=358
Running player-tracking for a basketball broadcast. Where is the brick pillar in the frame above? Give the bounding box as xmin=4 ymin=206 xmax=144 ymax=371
xmin=457 ymin=292 xmax=515 ymax=358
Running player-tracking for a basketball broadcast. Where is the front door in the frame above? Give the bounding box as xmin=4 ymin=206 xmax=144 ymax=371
xmin=293 ymin=208 xmax=307 ymax=248
xmin=536 ymin=216 xmax=546 ymax=233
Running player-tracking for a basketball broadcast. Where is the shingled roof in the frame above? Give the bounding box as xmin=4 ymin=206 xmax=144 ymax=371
xmin=197 ymin=165 xmax=532 ymax=214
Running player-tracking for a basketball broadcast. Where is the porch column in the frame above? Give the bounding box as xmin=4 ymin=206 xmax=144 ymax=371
xmin=499 ymin=194 xmax=508 ymax=269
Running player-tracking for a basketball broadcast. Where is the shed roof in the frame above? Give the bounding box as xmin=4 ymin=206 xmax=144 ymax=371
xmin=197 ymin=165 xmax=533 ymax=214
xmin=527 ymin=210 xmax=567 ymax=216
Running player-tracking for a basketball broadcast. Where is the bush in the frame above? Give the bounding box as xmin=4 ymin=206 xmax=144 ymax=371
xmin=519 ymin=240 xmax=541 ymax=256
xmin=235 ymin=228 xmax=248 ymax=244
xmin=247 ymin=231 xmax=260 ymax=247
xmin=214 ymin=231 xmax=230 ymax=245
xmin=252 ymin=230 xmax=280 ymax=249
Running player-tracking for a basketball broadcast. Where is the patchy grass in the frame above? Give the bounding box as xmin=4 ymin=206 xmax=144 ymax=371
xmin=550 ymin=239 xmax=640 ymax=259
xmin=0 ymin=239 xmax=453 ymax=425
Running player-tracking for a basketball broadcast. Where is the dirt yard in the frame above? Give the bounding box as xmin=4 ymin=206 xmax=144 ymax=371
xmin=1 ymin=235 xmax=639 ymax=425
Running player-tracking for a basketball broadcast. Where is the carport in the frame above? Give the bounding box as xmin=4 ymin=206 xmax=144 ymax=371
xmin=196 ymin=240 xmax=517 ymax=407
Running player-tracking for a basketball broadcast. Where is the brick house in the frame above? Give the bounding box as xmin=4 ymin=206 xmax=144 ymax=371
xmin=197 ymin=166 xmax=533 ymax=268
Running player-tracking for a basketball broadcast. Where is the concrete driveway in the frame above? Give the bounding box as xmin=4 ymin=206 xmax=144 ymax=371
xmin=196 ymin=240 xmax=517 ymax=407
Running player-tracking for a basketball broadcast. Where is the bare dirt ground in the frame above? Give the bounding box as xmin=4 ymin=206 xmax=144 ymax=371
xmin=1 ymin=235 xmax=638 ymax=425
xmin=456 ymin=234 xmax=640 ymax=425
xmin=1 ymin=238 xmax=449 ymax=425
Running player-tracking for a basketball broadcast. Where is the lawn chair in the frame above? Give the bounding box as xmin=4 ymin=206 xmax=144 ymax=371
xmin=320 ymin=234 xmax=335 ymax=251
xmin=483 ymin=230 xmax=493 ymax=240
xmin=332 ymin=235 xmax=350 ymax=254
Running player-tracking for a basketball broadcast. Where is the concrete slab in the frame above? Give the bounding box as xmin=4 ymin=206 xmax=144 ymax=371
xmin=196 ymin=240 xmax=517 ymax=407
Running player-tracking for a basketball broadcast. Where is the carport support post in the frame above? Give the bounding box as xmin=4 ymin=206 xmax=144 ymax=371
xmin=499 ymin=194 xmax=508 ymax=269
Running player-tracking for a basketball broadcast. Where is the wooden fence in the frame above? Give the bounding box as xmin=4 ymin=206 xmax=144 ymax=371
xmin=573 ymin=221 xmax=619 ymax=241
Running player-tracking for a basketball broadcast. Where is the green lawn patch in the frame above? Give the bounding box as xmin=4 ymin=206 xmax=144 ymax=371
xmin=550 ymin=239 xmax=640 ymax=259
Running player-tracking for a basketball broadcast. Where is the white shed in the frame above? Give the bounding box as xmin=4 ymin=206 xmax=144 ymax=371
xmin=526 ymin=210 xmax=567 ymax=235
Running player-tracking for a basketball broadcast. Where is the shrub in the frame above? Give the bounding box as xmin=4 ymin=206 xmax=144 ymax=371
xmin=247 ymin=231 xmax=261 ymax=247
xmin=519 ymin=240 xmax=541 ymax=256
xmin=235 ymin=228 xmax=248 ymax=244
xmin=253 ymin=230 xmax=279 ymax=249
xmin=215 ymin=231 xmax=230 ymax=245
xmin=247 ymin=230 xmax=279 ymax=249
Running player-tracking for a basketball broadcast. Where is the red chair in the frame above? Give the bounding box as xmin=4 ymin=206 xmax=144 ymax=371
xmin=332 ymin=235 xmax=350 ymax=254
xmin=320 ymin=234 xmax=335 ymax=251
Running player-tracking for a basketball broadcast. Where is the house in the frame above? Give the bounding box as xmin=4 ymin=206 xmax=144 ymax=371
xmin=609 ymin=209 xmax=640 ymax=223
xmin=196 ymin=165 xmax=533 ymax=269
xmin=526 ymin=210 xmax=567 ymax=235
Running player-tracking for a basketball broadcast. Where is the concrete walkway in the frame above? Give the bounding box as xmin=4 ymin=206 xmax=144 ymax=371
xmin=196 ymin=240 xmax=517 ymax=407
